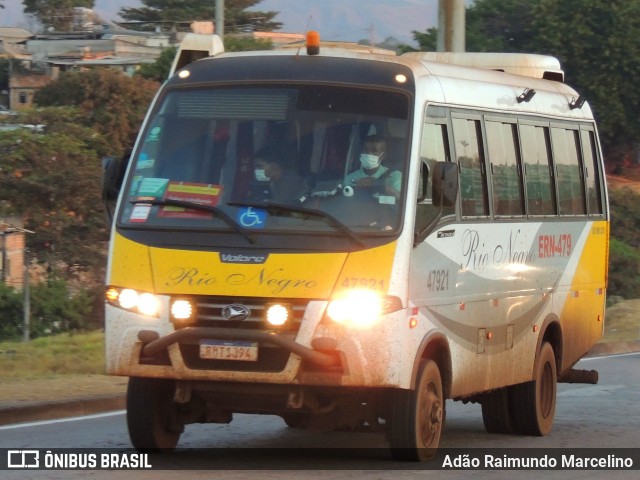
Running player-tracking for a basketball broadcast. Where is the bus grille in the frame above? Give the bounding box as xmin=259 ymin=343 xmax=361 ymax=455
xmin=176 ymin=296 xmax=312 ymax=372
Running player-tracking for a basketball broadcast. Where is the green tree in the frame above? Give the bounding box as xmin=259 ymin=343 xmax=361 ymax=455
xmin=222 ymin=36 xmax=272 ymax=52
xmin=608 ymin=188 xmax=640 ymax=298
xmin=530 ymin=0 xmax=640 ymax=162
xmin=465 ymin=0 xmax=537 ymax=52
xmin=410 ymin=27 xmax=438 ymax=52
xmin=0 ymin=120 xmax=107 ymax=272
xmin=119 ymin=0 xmax=282 ymax=33
xmin=34 ymin=69 xmax=159 ymax=157
xmin=23 ymin=0 xmax=94 ymax=32
xmin=29 ymin=278 xmax=94 ymax=337
xmin=0 ymin=283 xmax=22 ymax=340
xmin=135 ymin=46 xmax=177 ymax=82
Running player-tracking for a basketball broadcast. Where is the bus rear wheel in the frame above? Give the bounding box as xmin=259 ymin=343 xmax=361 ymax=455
xmin=509 ymin=341 xmax=557 ymax=436
xmin=389 ymin=359 xmax=445 ymax=461
xmin=127 ymin=377 xmax=183 ymax=452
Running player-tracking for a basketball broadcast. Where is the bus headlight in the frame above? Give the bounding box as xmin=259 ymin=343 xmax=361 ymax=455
xmin=105 ymin=287 xmax=161 ymax=318
xmin=326 ymin=289 xmax=385 ymax=327
xmin=138 ymin=293 xmax=161 ymax=317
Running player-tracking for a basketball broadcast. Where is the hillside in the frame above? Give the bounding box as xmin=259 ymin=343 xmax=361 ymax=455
xmin=608 ymin=174 xmax=640 ymax=193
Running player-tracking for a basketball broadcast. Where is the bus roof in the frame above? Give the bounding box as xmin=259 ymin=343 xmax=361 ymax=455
xmin=402 ymin=52 xmax=564 ymax=82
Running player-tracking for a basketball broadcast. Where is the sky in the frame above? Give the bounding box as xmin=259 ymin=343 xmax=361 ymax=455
xmin=0 ymin=0 xmax=451 ymax=44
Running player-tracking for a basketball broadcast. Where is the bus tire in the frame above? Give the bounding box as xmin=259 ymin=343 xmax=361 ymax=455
xmin=127 ymin=377 xmax=183 ymax=452
xmin=509 ymin=341 xmax=557 ymax=436
xmin=281 ymin=413 xmax=311 ymax=429
xmin=389 ymin=359 xmax=445 ymax=461
xmin=481 ymin=388 xmax=513 ymax=434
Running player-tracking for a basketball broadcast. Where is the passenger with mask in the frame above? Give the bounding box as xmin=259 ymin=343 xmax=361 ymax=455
xmin=344 ymin=135 xmax=402 ymax=198
xmin=253 ymin=145 xmax=306 ymax=203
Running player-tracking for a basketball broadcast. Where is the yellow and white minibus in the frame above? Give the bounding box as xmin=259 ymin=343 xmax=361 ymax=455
xmin=103 ymin=33 xmax=608 ymax=460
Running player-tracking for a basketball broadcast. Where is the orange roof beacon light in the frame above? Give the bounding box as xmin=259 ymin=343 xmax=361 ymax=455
xmin=306 ymin=30 xmax=320 ymax=55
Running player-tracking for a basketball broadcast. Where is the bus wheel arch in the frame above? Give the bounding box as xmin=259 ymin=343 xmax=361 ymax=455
xmin=411 ymin=332 xmax=452 ymax=398
xmin=537 ymin=314 xmax=563 ymax=374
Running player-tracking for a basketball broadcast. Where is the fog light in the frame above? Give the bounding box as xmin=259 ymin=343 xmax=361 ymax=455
xmin=171 ymin=299 xmax=194 ymax=321
xmin=266 ymin=304 xmax=289 ymax=326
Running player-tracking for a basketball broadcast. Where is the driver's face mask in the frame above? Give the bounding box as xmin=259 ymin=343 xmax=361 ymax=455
xmin=359 ymin=153 xmax=383 ymax=170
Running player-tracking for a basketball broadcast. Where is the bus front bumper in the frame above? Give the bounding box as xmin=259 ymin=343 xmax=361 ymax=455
xmin=138 ymin=327 xmax=341 ymax=369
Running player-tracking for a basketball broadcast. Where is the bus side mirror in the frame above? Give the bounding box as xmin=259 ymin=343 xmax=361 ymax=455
xmin=102 ymin=153 xmax=131 ymax=223
xmin=432 ymin=162 xmax=458 ymax=208
xmin=102 ymin=155 xmax=128 ymax=202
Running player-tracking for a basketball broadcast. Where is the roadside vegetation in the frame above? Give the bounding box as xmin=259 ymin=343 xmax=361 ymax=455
xmin=1 ymin=0 xmax=640 ymax=342
xmin=0 ymin=330 xmax=104 ymax=379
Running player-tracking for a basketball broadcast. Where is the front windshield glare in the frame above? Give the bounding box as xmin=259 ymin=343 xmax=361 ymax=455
xmin=120 ymin=85 xmax=410 ymax=235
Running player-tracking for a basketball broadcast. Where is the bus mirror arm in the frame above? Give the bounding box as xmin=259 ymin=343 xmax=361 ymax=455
xmin=432 ymin=162 xmax=458 ymax=209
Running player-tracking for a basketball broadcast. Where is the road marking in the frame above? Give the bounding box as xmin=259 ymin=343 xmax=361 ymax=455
xmin=581 ymin=351 xmax=640 ymax=361
xmin=0 ymin=410 xmax=125 ymax=430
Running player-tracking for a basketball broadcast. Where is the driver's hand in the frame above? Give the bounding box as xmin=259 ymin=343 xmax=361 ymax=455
xmin=353 ymin=177 xmax=374 ymax=188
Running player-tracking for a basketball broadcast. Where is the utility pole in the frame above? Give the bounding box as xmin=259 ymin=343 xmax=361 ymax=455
xmin=437 ymin=0 xmax=465 ymax=52
xmin=2 ymin=222 xmax=35 ymax=341
xmin=23 ymin=248 xmax=30 ymax=342
xmin=216 ymin=0 xmax=224 ymax=37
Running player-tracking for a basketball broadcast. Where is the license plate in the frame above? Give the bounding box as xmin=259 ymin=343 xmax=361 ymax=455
xmin=199 ymin=340 xmax=258 ymax=361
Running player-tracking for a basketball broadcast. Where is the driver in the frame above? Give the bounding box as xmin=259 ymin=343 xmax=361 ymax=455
xmin=344 ymin=135 xmax=401 ymax=198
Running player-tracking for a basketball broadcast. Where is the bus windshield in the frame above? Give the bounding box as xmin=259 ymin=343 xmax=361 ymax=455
xmin=118 ymin=84 xmax=410 ymax=237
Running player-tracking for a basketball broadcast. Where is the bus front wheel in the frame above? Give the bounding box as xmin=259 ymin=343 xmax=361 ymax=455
xmin=127 ymin=377 xmax=183 ymax=452
xmin=389 ymin=359 xmax=445 ymax=461
xmin=509 ymin=341 xmax=557 ymax=436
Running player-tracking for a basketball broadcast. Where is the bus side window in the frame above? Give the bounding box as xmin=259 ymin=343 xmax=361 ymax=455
xmin=452 ymin=117 xmax=489 ymax=217
xmin=486 ymin=120 xmax=524 ymax=216
xmin=520 ymin=124 xmax=556 ymax=216
xmin=581 ymin=129 xmax=604 ymax=215
xmin=416 ymin=122 xmax=452 ymax=234
xmin=551 ymin=127 xmax=586 ymax=216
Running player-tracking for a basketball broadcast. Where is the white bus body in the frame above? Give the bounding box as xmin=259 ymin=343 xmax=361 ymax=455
xmin=104 ymin=36 xmax=609 ymax=460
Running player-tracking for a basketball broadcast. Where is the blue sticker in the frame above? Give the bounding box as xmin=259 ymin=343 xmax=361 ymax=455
xmin=237 ymin=207 xmax=267 ymax=228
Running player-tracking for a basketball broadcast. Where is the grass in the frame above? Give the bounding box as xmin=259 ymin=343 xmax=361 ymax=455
xmin=0 ymin=330 xmax=105 ymax=379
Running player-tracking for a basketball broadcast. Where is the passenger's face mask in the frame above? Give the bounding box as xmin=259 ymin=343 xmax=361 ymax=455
xmin=254 ymin=168 xmax=269 ymax=182
xmin=360 ymin=153 xmax=382 ymax=170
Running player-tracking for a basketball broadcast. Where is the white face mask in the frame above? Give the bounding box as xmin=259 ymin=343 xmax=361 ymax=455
xmin=254 ymin=168 xmax=269 ymax=182
xmin=360 ymin=153 xmax=382 ymax=170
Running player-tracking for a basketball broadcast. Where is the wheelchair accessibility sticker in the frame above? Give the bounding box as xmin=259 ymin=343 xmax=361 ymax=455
xmin=237 ymin=207 xmax=267 ymax=228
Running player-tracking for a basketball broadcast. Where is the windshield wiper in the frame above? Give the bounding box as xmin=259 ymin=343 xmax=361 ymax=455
xmin=227 ymin=200 xmax=366 ymax=249
xmin=129 ymin=199 xmax=255 ymax=244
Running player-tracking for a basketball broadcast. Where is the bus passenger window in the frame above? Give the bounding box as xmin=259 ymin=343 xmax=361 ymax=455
xmin=452 ymin=118 xmax=488 ymax=217
xmin=520 ymin=124 xmax=556 ymax=216
xmin=486 ymin=121 xmax=524 ymax=216
xmin=551 ymin=127 xmax=586 ymax=216
xmin=581 ymin=130 xmax=604 ymax=215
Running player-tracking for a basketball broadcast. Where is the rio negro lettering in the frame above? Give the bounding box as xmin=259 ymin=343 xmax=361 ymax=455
xmin=226 ymin=268 xmax=317 ymax=294
xmin=461 ymin=228 xmax=535 ymax=271
xmin=165 ymin=267 xmax=317 ymax=294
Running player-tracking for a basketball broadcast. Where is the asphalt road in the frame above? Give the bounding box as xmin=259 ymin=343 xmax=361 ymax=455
xmin=0 ymin=353 xmax=638 ymax=479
